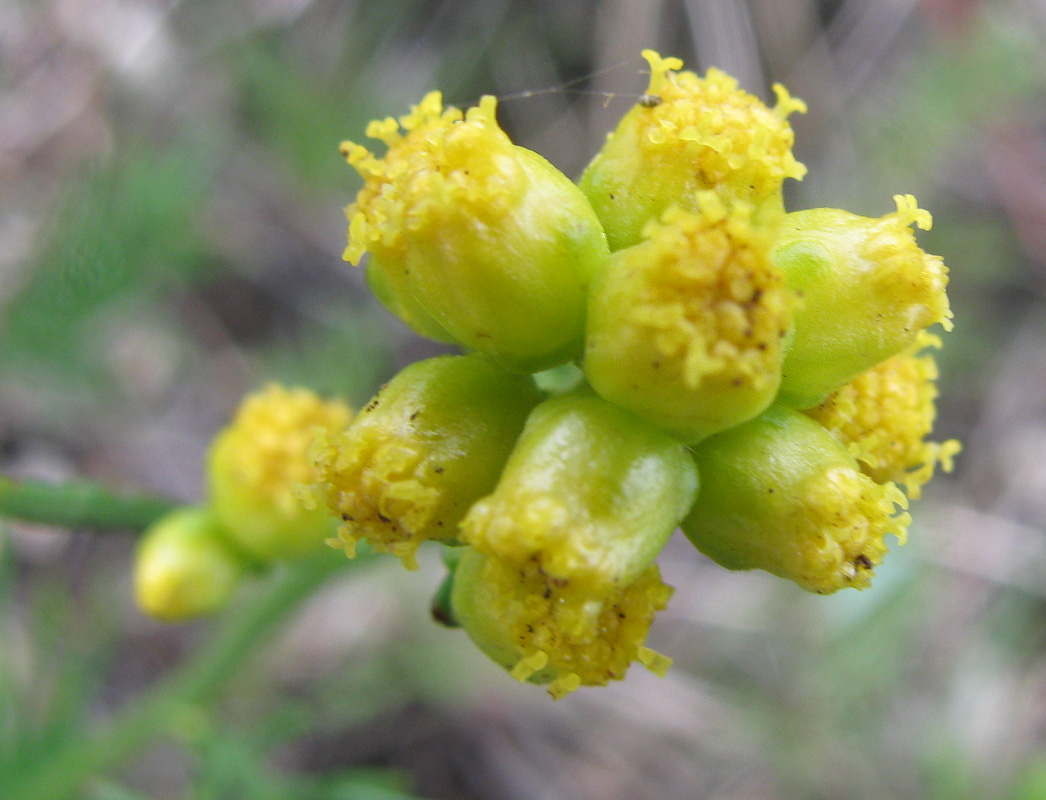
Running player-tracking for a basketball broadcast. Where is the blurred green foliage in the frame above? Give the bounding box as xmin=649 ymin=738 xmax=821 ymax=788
xmin=0 ymin=135 xmax=219 ymax=388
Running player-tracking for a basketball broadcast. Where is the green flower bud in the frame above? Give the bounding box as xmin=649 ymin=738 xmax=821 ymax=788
xmin=342 ymin=92 xmax=609 ymax=372
xmin=682 ymin=405 xmax=909 ymax=594
xmin=585 ymin=198 xmax=793 ymax=443
xmin=579 ymin=50 xmax=806 ymax=251
xmin=315 ymin=355 xmax=542 ymax=569
xmin=451 ymin=547 xmax=674 ymax=699
xmin=773 ymin=195 xmax=953 ymax=409
xmin=460 ymin=388 xmax=698 ymax=609
xmin=207 ymin=385 xmax=352 ymax=563
xmin=134 ymin=507 xmax=249 ymax=622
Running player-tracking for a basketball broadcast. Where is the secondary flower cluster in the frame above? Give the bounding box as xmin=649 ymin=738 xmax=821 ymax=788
xmin=134 ymin=51 xmax=957 ymax=702
xmin=134 ymin=385 xmax=351 ymax=621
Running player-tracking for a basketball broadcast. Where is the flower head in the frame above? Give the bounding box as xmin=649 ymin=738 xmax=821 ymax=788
xmin=774 ymin=195 xmax=953 ymax=408
xmin=683 ymin=405 xmax=910 ymax=593
xmin=315 ymin=356 xmax=541 ymax=569
xmin=327 ymin=50 xmax=958 ymax=696
xmin=451 ymin=547 xmax=674 ymax=699
xmin=585 ymin=197 xmax=793 ymax=442
xmin=207 ymin=384 xmax=352 ymax=563
xmin=460 ymin=389 xmax=699 ymax=598
xmin=342 ymin=92 xmax=609 ymax=372
xmin=579 ymin=49 xmax=806 ymax=250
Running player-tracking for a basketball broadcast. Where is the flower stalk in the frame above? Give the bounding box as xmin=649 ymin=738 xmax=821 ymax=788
xmin=0 ymin=476 xmax=176 ymax=532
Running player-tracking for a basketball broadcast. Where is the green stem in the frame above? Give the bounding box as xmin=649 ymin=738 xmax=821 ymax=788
xmin=0 ymin=476 xmax=177 ymax=531
xmin=2 ymin=546 xmax=361 ymax=800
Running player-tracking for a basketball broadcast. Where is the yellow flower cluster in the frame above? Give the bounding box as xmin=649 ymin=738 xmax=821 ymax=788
xmin=134 ymin=385 xmax=352 ymax=621
xmin=151 ymin=50 xmax=955 ymax=698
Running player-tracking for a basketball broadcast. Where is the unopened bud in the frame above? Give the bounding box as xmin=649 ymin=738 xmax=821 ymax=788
xmin=135 ymin=507 xmax=248 ymax=622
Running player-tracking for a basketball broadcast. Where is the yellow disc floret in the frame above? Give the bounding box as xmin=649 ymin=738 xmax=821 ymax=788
xmin=804 ymin=333 xmax=961 ymax=499
xmin=774 ymin=194 xmax=953 ymax=408
xmin=342 ymin=92 xmax=609 ymax=372
xmin=460 ymin=389 xmax=698 ymax=598
xmin=579 ymin=49 xmax=807 ymax=250
xmin=683 ymin=406 xmax=910 ymax=594
xmin=585 ymin=197 xmax=793 ymax=443
xmin=451 ymin=548 xmax=674 ymax=699
xmin=314 ymin=356 xmax=541 ymax=569
xmin=207 ymin=384 xmax=353 ymax=563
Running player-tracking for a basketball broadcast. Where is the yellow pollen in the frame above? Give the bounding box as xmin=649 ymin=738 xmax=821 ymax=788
xmin=629 ymin=200 xmax=792 ymax=392
xmin=805 ymin=332 xmax=961 ymax=499
xmin=481 ymin=555 xmax=674 ymax=698
xmin=341 ymin=90 xmax=513 ymax=266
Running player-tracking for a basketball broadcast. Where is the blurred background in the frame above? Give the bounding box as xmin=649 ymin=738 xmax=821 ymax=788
xmin=2 ymin=0 xmax=1045 ymax=798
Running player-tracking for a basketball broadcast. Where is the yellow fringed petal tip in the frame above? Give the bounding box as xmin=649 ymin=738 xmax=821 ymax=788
xmin=582 ymin=51 xmax=807 ymax=250
xmin=639 ymin=48 xmax=684 ymax=95
xmin=453 ymin=549 xmax=674 ymax=699
xmin=207 ymin=385 xmax=353 ymax=563
xmin=586 ymin=197 xmax=793 ymax=442
xmin=772 ymin=82 xmax=808 ymax=118
xmin=804 ymin=332 xmax=961 ymax=499
xmin=796 ymin=467 xmax=910 ymax=593
xmin=313 ymin=356 xmax=542 ymax=570
xmin=315 ymin=426 xmax=441 ymax=571
xmin=340 ymin=91 xmax=514 ymax=266
xmin=870 ymin=195 xmax=953 ymax=333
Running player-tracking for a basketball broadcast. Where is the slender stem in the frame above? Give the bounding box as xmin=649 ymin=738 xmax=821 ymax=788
xmin=2 ymin=546 xmax=362 ymax=800
xmin=0 ymin=476 xmax=176 ymax=532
